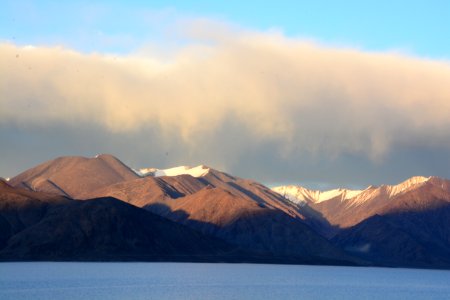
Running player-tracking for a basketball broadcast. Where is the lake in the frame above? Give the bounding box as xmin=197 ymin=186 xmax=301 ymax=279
xmin=1 ymin=262 xmax=449 ymax=299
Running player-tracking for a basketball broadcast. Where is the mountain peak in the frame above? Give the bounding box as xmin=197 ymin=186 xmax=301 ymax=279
xmin=9 ymin=154 xmax=138 ymax=198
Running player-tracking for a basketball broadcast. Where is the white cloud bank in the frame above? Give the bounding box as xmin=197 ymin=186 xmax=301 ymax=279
xmin=1 ymin=26 xmax=450 ymax=167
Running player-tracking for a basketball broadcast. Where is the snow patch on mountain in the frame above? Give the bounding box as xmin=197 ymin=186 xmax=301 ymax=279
xmin=135 ymin=165 xmax=210 ymax=178
xmin=135 ymin=167 xmax=157 ymax=177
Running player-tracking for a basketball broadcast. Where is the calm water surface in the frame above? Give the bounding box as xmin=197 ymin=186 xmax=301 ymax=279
xmin=0 ymin=262 xmax=449 ymax=299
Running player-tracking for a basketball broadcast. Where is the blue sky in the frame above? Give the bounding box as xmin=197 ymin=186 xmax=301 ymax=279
xmin=1 ymin=1 xmax=450 ymax=188
xmin=2 ymin=0 xmax=449 ymax=58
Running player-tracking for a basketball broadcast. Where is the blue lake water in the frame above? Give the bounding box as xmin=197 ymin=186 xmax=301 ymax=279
xmin=0 ymin=262 xmax=449 ymax=299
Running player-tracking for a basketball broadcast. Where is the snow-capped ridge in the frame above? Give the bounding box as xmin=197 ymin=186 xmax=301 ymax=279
xmin=273 ymin=176 xmax=438 ymax=206
xmin=394 ymin=175 xmax=431 ymax=188
xmin=385 ymin=176 xmax=431 ymax=197
xmin=136 ymin=165 xmax=210 ymax=178
xmin=272 ymin=185 xmax=364 ymax=205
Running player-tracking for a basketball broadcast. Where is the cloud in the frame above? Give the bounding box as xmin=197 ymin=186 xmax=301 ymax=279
xmin=1 ymin=24 xmax=450 ymax=185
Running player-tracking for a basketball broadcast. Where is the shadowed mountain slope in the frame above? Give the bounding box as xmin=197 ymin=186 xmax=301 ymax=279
xmin=332 ymin=200 xmax=450 ymax=268
xmin=145 ymin=186 xmax=353 ymax=262
xmin=81 ymin=164 xmax=351 ymax=263
xmin=86 ymin=165 xmax=311 ymax=221
xmin=0 ymin=182 xmax=240 ymax=261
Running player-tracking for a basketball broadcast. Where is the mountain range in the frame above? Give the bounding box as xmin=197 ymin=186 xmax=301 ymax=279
xmin=2 ymin=154 xmax=450 ymax=268
xmin=273 ymin=177 xmax=450 ymax=267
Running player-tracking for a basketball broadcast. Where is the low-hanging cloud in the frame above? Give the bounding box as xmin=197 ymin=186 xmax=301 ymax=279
xmin=1 ymin=25 xmax=450 ymax=184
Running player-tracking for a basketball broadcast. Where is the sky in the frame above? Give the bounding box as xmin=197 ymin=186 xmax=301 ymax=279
xmin=1 ymin=1 xmax=450 ymax=189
